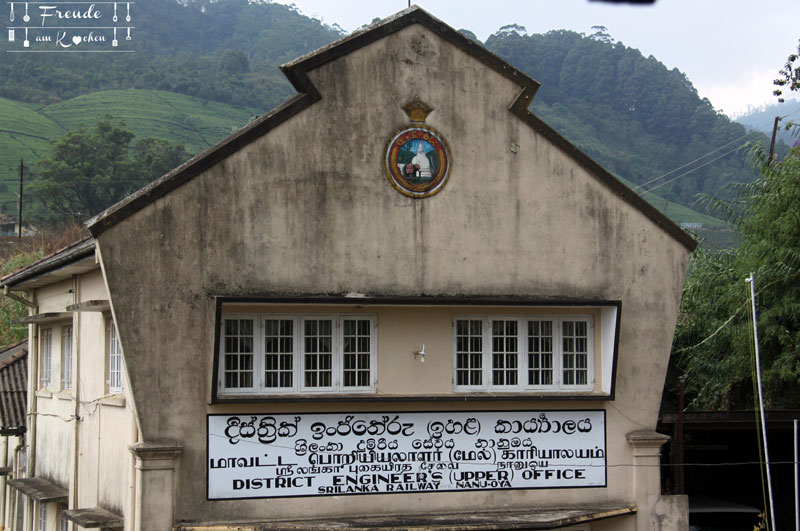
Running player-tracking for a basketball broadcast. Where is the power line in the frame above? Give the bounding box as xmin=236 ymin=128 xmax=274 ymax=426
xmin=631 ymin=131 xmax=756 ymax=193
xmin=639 ymin=144 xmax=745 ymax=195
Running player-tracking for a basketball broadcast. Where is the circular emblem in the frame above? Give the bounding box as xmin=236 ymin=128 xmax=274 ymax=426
xmin=384 ymin=125 xmax=450 ymax=198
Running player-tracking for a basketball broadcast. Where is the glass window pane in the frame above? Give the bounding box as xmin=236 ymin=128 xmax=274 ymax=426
xmin=320 ymin=320 xmax=332 ymax=335
xmin=527 ymin=320 xmax=553 ymax=387
xmin=456 ymin=319 xmax=483 ymax=387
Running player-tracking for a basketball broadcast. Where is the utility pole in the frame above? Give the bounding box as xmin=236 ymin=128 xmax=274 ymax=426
xmin=17 ymin=158 xmax=23 ymax=239
xmin=747 ymin=273 xmax=777 ymax=531
xmin=768 ymin=115 xmax=785 ymax=162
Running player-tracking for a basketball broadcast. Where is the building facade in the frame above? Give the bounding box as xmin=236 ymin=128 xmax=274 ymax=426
xmin=1 ymin=7 xmax=694 ymax=530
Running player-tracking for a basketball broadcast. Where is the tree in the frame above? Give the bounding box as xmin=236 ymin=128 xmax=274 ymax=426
xmin=774 ymin=38 xmax=800 ymax=103
xmin=672 ymin=144 xmax=800 ymax=409
xmin=0 ymin=222 xmax=88 ymax=347
xmin=219 ymin=49 xmax=250 ymax=74
xmin=0 ymin=249 xmax=43 ymax=347
xmin=30 ymin=118 xmax=189 ymax=222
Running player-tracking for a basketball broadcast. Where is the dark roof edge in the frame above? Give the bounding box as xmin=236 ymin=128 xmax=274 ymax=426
xmin=86 ymin=92 xmax=313 ymax=237
xmin=85 ymin=7 xmax=538 ymax=238
xmin=280 ymin=6 xmax=540 ymax=103
xmin=0 ymin=238 xmax=96 ymax=290
xmin=85 ymin=5 xmax=695 ymax=252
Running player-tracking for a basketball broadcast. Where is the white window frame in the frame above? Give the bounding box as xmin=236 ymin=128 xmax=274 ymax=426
xmin=453 ymin=315 xmax=594 ymax=392
xmin=218 ymin=314 xmax=377 ymax=395
xmin=40 ymin=328 xmax=52 ymax=389
xmin=38 ymin=502 xmax=47 ymax=531
xmin=108 ymin=321 xmax=123 ymax=393
xmin=220 ymin=314 xmax=257 ymax=392
xmin=61 ymin=325 xmax=73 ymax=390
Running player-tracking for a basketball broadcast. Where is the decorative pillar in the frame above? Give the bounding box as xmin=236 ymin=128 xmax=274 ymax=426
xmin=129 ymin=442 xmax=182 ymax=531
xmin=626 ymin=430 xmax=671 ymax=530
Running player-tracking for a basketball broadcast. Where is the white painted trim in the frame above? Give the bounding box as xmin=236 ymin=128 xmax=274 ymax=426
xmin=452 ymin=314 xmax=595 ymax=393
xmin=218 ymin=313 xmax=378 ymax=396
xmin=600 ymin=306 xmax=618 ymax=395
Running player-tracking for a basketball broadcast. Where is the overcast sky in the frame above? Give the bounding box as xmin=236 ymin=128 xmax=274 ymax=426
xmin=282 ymin=0 xmax=800 ymax=118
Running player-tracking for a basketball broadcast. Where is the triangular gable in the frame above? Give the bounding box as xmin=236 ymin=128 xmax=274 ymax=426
xmin=86 ymin=6 xmax=695 ymax=252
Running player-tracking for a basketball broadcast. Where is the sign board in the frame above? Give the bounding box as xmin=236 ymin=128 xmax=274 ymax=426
xmin=207 ymin=410 xmax=606 ymax=500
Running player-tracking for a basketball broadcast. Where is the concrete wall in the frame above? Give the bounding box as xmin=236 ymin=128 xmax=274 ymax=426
xmin=94 ymin=20 xmax=690 ymax=527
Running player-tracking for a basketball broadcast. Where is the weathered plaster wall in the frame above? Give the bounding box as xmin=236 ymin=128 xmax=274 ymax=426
xmin=72 ymin=273 xmax=134 ymax=520
xmin=32 ymin=278 xmax=74 ymax=490
xmin=30 ymin=270 xmax=135 ymax=528
xmin=95 ymin=22 xmax=690 ymax=525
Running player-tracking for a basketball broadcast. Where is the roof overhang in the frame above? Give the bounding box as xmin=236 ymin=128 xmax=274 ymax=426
xmin=0 ymin=238 xmax=96 ymax=291
xmin=7 ymin=477 xmax=68 ymax=502
xmin=63 ymin=507 xmax=124 ymax=529
xmin=660 ymin=410 xmax=800 ymax=430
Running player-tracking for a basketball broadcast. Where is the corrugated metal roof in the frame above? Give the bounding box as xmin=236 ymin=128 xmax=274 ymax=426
xmin=0 ymin=340 xmax=27 ymax=434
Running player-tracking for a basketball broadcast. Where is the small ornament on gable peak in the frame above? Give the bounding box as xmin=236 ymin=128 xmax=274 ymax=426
xmin=402 ymin=98 xmax=433 ymax=123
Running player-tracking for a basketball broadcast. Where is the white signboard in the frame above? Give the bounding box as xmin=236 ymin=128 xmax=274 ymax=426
xmin=207 ymin=410 xmax=606 ymax=500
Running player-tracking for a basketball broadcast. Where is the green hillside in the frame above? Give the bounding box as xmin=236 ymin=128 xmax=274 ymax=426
xmin=0 ymin=0 xmax=773 ymax=227
xmin=0 ymin=90 xmax=261 ymax=215
xmin=484 ymin=29 xmax=767 ymax=209
xmin=40 ymin=90 xmax=260 ymax=155
xmin=0 ymin=98 xmax=64 ymax=182
xmin=0 ymin=87 xmax=734 ymax=245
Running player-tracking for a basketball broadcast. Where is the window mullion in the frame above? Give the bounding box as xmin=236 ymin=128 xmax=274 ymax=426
xmin=334 ymin=317 xmax=341 ymax=391
xmin=371 ymin=318 xmax=378 ymax=389
xmin=556 ymin=318 xmax=564 ymax=390
xmin=300 ymin=317 xmax=308 ymax=392
xmin=257 ymin=318 xmax=263 ymax=392
xmin=293 ymin=317 xmax=300 ymax=392
xmin=483 ymin=317 xmax=491 ymax=391
xmin=294 ymin=316 xmax=306 ymax=391
xmin=517 ymin=318 xmax=526 ymax=390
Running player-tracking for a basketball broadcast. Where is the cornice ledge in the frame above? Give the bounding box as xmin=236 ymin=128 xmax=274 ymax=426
xmin=626 ymin=430 xmax=670 ymax=448
xmin=128 ymin=441 xmax=183 ymax=460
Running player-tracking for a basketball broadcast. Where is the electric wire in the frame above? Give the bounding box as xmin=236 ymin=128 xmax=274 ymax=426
xmin=638 ymin=143 xmax=746 ymax=195
xmin=631 ymin=131 xmax=757 ymax=193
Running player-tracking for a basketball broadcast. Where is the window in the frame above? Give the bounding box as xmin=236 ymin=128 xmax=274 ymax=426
xmin=61 ymin=325 xmax=73 ymax=390
xmin=108 ymin=321 xmax=123 ymax=393
xmin=454 ymin=315 xmax=593 ymax=392
xmin=38 ymin=502 xmax=47 ymax=531
xmin=40 ymin=328 xmax=52 ymax=388
xmin=219 ymin=314 xmax=376 ymax=394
